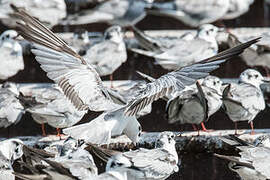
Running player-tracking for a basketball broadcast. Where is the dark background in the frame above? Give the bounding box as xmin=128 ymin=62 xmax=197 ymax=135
xmin=1 ymin=0 xmax=269 ymax=179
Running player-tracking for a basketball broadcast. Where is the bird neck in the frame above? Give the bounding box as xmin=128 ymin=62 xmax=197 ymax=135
xmin=198 ymin=35 xmax=218 ymax=50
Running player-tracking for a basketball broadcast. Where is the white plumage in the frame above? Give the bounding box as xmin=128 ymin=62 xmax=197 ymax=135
xmin=0 ymin=30 xmax=24 ymax=80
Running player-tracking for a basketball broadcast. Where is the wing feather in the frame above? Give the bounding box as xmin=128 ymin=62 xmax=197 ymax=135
xmin=124 ymin=38 xmax=260 ymax=116
xmin=11 ymin=5 xmax=114 ymax=111
xmin=123 ymin=148 xmax=177 ymax=178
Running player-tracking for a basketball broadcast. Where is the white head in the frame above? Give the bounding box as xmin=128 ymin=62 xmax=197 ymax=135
xmin=122 ymin=117 xmax=142 ymax=144
xmin=202 ymin=76 xmax=223 ymax=94
xmin=254 ymin=135 xmax=270 ymax=148
xmin=104 ymin=25 xmax=124 ymax=44
xmin=0 ymin=139 xmax=23 ymax=163
xmin=155 ymin=131 xmax=176 ymax=149
xmin=2 ymin=82 xmax=20 ymax=96
xmin=0 ymin=30 xmax=18 ymax=43
xmin=60 ymin=137 xmax=79 ymax=156
xmin=197 ymin=24 xmax=219 ymax=41
xmin=239 ymin=69 xmax=266 ymax=88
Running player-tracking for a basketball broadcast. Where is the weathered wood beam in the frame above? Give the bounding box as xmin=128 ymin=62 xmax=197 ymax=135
xmin=3 ymin=129 xmax=270 ymax=153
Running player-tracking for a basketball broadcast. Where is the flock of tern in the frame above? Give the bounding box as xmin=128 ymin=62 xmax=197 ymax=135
xmin=0 ymin=0 xmax=270 ymax=179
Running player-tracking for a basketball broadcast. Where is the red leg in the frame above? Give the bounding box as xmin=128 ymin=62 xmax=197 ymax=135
xmin=110 ymin=74 xmax=114 ymax=88
xmin=250 ymin=121 xmax=255 ymax=135
xmin=56 ymin=128 xmax=62 ymax=139
xmin=201 ymin=122 xmax=214 ymax=132
xmin=41 ymin=123 xmax=46 ymax=136
xmin=234 ymin=122 xmax=238 ymax=135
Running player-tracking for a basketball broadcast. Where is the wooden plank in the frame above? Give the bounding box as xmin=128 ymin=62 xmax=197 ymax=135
xmin=2 ymin=129 xmax=270 ymax=153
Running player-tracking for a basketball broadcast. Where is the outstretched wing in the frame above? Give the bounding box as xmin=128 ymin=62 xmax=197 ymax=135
xmin=11 ymin=5 xmax=114 ymax=112
xmin=124 ymin=38 xmax=260 ymax=116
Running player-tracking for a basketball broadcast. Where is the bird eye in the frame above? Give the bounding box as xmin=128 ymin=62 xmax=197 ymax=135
xmin=255 ymin=74 xmax=259 ymax=78
xmin=117 ymin=162 xmax=123 ymax=166
xmin=138 ymin=126 xmax=141 ymax=131
xmin=6 ymin=34 xmax=10 ymax=39
xmin=138 ymin=132 xmax=141 ymax=137
xmin=110 ymin=162 xmax=116 ymax=168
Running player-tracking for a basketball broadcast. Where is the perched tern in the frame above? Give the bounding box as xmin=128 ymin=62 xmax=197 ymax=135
xmin=131 ymin=24 xmax=220 ymax=70
xmin=84 ymin=25 xmax=127 ymax=83
xmin=222 ymin=69 xmax=268 ymax=135
xmin=166 ymin=76 xmax=223 ymax=133
xmin=22 ymin=85 xmax=87 ymax=136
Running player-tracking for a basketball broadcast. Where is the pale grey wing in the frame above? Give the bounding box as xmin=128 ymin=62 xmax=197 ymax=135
xmin=12 ymin=6 xmax=114 ymax=112
xmin=123 ymin=148 xmax=176 ymax=178
xmin=256 ymin=33 xmax=270 ymax=51
xmin=175 ymin=0 xmax=228 ymax=21
xmin=175 ymin=0 xmax=224 ymax=14
xmin=148 ymin=0 xmax=229 ymax=26
xmin=85 ymin=40 xmax=126 ymax=76
xmin=0 ymin=91 xmax=24 ymax=127
xmin=229 ymin=83 xmax=265 ymax=111
xmin=124 ymin=37 xmax=260 ymax=116
xmin=111 ymin=0 xmax=149 ymax=26
xmin=222 ymin=0 xmax=254 ymax=20
xmin=240 ymin=147 xmax=270 ymax=178
xmin=22 ymin=0 xmax=66 ymax=27
xmin=54 ymin=149 xmax=98 ymax=179
xmin=156 ymin=39 xmax=216 ymax=67
xmin=229 ymin=33 xmax=270 ymax=54
xmin=97 ymin=0 xmax=129 ymax=18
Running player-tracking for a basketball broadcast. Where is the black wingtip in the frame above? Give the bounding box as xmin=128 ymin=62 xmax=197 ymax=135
xmin=10 ymin=4 xmax=17 ymax=11
xmin=201 ymin=37 xmax=261 ymax=64
xmin=222 ymin=84 xmax=231 ymax=98
xmin=227 ymin=134 xmax=252 ymax=146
